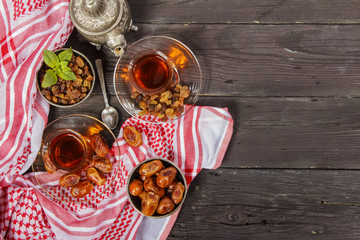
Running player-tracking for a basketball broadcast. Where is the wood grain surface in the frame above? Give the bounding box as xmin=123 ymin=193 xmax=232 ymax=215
xmin=128 ymin=0 xmax=360 ymax=24
xmin=66 ymin=24 xmax=360 ymax=97
xmin=44 ymin=0 xmax=360 ymax=239
xmin=170 ymin=169 xmax=360 ymax=239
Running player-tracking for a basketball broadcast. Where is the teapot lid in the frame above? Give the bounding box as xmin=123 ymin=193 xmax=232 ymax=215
xmin=69 ymin=0 xmax=123 ymax=35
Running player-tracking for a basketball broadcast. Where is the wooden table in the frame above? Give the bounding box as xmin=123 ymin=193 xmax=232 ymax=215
xmin=50 ymin=1 xmax=360 ymax=239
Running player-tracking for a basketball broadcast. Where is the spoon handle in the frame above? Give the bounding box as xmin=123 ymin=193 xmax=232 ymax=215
xmin=95 ymin=59 xmax=109 ymax=107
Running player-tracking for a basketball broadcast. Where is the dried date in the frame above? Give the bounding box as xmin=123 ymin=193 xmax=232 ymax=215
xmin=156 ymin=196 xmax=175 ymax=215
xmin=138 ymin=190 xmax=148 ymax=202
xmin=139 ymin=160 xmax=164 ymax=178
xmin=171 ymin=182 xmax=185 ymax=204
xmin=86 ymin=167 xmax=106 ymax=186
xmin=90 ymin=133 xmax=110 ymax=157
xmin=141 ymin=192 xmax=160 ymax=216
xmin=59 ymin=173 xmax=81 ymax=188
xmin=123 ymin=126 xmax=142 ymax=147
xmin=93 ymin=156 xmax=113 ymax=173
xmin=166 ymin=179 xmax=179 ymax=196
xmin=129 ymin=179 xmax=143 ymax=196
xmin=156 ymin=166 xmax=177 ymax=188
xmin=143 ymin=177 xmax=165 ymax=198
xmin=70 ymin=179 xmax=94 ymax=198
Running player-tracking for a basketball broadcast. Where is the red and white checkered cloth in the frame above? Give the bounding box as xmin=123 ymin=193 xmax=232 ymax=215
xmin=0 ymin=1 xmax=234 ymax=240
xmin=0 ymin=0 xmax=73 ymax=182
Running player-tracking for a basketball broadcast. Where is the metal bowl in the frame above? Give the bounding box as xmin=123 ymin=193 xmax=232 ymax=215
xmin=37 ymin=48 xmax=95 ymax=108
xmin=126 ymin=158 xmax=187 ymax=218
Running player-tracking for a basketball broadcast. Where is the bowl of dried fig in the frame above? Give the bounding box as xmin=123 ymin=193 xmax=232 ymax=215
xmin=127 ymin=158 xmax=187 ymax=218
xmin=37 ymin=47 xmax=95 ymax=107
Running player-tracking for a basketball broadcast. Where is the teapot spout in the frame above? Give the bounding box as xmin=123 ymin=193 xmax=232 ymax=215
xmin=113 ymin=45 xmax=125 ymax=57
xmin=107 ymin=34 xmax=127 ymax=57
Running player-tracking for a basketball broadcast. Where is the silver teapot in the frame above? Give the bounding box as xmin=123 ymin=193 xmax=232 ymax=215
xmin=69 ymin=0 xmax=138 ymax=56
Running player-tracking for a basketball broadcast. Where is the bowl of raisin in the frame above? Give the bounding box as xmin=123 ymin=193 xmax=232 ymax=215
xmin=37 ymin=48 xmax=95 ymax=107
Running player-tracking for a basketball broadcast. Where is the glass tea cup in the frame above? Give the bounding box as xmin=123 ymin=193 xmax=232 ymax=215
xmin=41 ymin=128 xmax=93 ymax=174
xmin=114 ymin=36 xmax=202 ymax=124
xmin=128 ymin=49 xmax=175 ymax=95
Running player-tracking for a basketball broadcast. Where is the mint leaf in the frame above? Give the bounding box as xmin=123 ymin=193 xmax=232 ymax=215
xmin=59 ymin=60 xmax=70 ymax=70
xmin=43 ymin=49 xmax=59 ymax=68
xmin=58 ymin=47 xmax=73 ymax=62
xmin=54 ymin=65 xmax=62 ymax=77
xmin=62 ymin=66 xmax=73 ymax=73
xmin=54 ymin=61 xmax=70 ymax=77
xmin=42 ymin=69 xmax=57 ymax=88
xmin=58 ymin=67 xmax=76 ymax=80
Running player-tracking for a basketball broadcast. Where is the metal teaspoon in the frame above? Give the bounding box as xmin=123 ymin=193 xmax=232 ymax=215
xmin=95 ymin=59 xmax=119 ymax=129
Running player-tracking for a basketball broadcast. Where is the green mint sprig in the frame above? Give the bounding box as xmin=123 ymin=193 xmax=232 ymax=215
xmin=41 ymin=48 xmax=76 ymax=88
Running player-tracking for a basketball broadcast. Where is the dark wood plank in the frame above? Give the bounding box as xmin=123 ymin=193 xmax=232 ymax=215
xmin=170 ymin=168 xmax=360 ymax=239
xmin=66 ymin=24 xmax=360 ymax=97
xmin=129 ymin=0 xmax=360 ymax=24
xmin=216 ymin=96 xmax=360 ymax=169
xmin=50 ymin=95 xmax=360 ymax=169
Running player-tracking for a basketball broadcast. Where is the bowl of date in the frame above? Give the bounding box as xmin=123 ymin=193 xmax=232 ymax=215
xmin=126 ymin=158 xmax=187 ymax=218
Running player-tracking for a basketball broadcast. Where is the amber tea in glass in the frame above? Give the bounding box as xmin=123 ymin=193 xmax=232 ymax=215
xmin=128 ymin=50 xmax=173 ymax=95
xmin=42 ymin=129 xmax=92 ymax=173
xmin=50 ymin=132 xmax=84 ymax=169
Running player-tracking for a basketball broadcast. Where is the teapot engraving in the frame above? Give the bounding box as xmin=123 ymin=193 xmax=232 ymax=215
xmin=69 ymin=0 xmax=138 ymax=56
